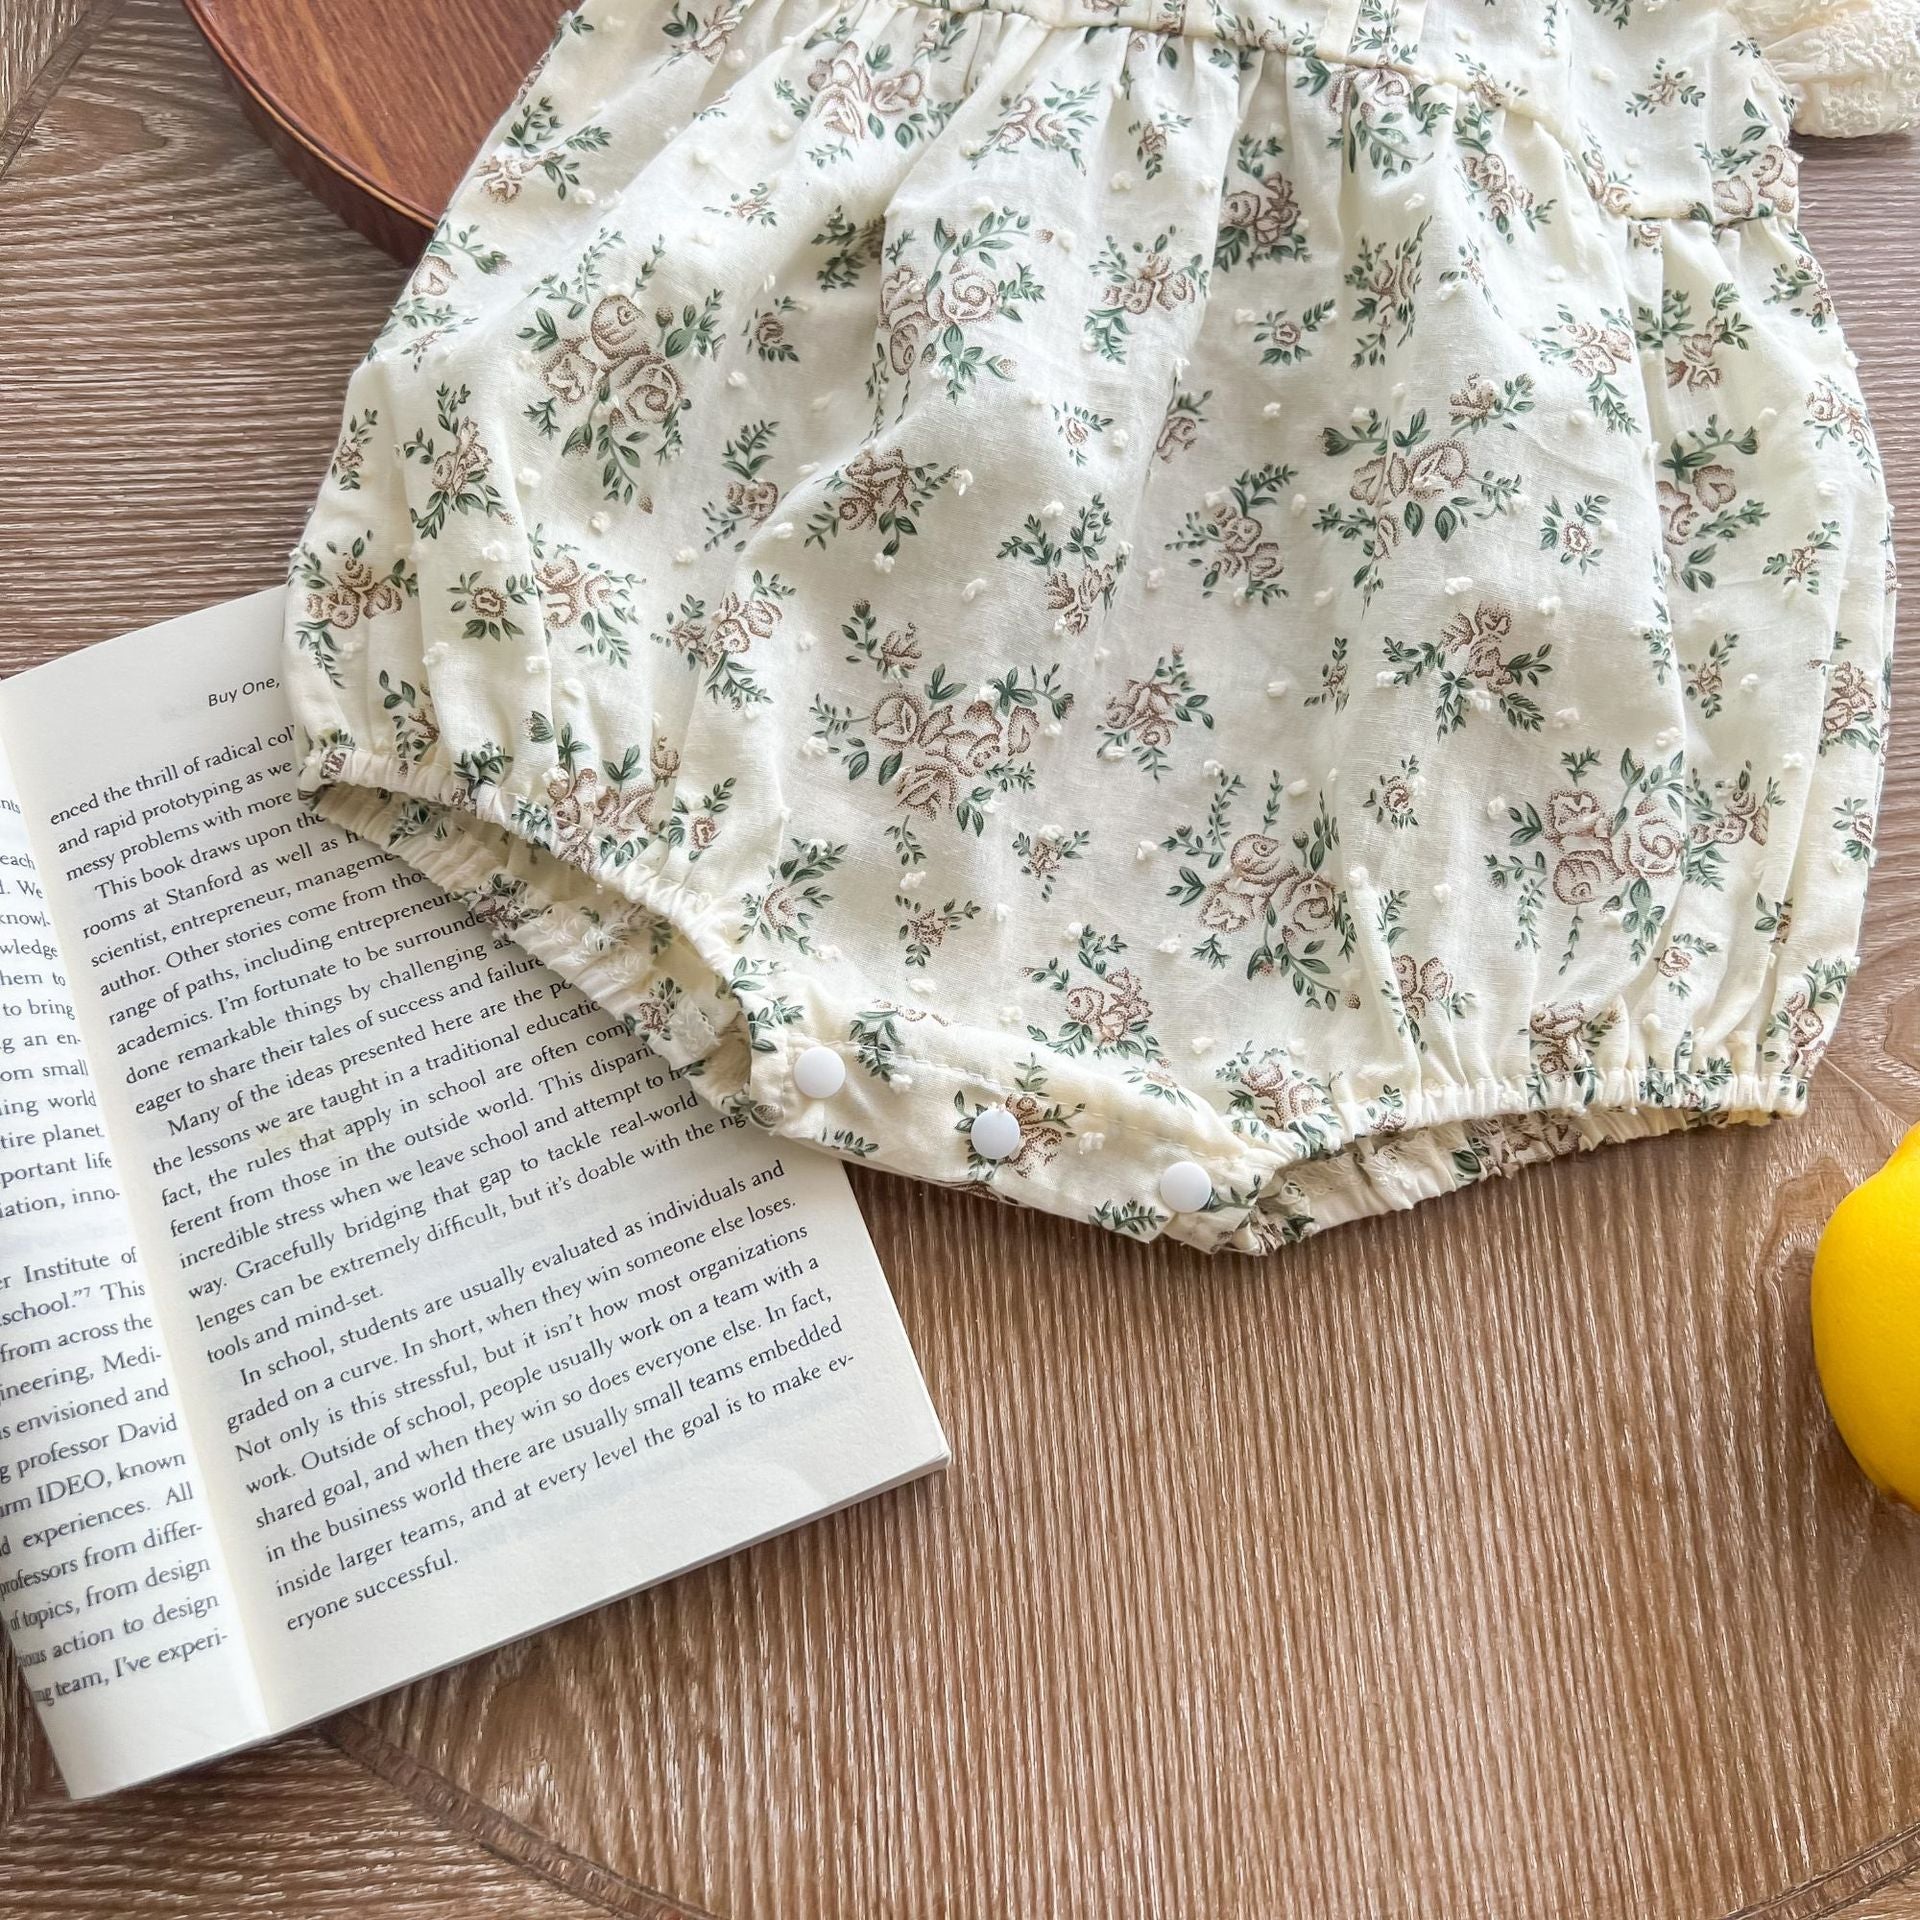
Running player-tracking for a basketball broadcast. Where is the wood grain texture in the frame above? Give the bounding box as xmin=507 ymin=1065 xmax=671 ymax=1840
xmin=0 ymin=0 xmax=87 ymax=132
xmin=0 ymin=1731 xmax=644 ymax=1918
xmin=179 ymin=0 xmax=566 ymax=259
xmin=2 ymin=4 xmax=1919 ymax=1917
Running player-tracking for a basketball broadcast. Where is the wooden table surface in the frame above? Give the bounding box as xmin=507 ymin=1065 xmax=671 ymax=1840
xmin=3 ymin=5 xmax=1919 ymax=1916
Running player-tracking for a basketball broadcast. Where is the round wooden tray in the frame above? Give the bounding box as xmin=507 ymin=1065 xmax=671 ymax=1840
xmin=181 ymin=0 xmax=571 ymax=260
xmin=8 ymin=7 xmax=1920 ymax=1918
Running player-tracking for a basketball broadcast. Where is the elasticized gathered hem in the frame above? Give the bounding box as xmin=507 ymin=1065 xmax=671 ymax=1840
xmin=305 ymin=747 xmax=1798 ymax=1255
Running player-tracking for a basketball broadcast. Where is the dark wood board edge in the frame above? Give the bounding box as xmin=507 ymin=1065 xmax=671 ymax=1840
xmin=178 ymin=0 xmax=435 ymax=260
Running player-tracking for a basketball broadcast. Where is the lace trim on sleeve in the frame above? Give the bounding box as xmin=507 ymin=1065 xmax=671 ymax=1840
xmin=1736 ymin=0 xmax=1920 ymax=136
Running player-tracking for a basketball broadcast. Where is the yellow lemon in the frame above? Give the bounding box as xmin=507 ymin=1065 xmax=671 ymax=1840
xmin=1812 ymin=1124 xmax=1920 ymax=1505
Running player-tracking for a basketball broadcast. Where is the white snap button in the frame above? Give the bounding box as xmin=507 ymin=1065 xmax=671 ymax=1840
xmin=1158 ymin=1161 xmax=1212 ymax=1214
xmin=969 ymin=1106 xmax=1022 ymax=1161
xmin=792 ymin=1046 xmax=845 ymax=1101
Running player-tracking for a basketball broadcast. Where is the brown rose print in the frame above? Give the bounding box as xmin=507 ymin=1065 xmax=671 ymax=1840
xmin=816 ymin=603 xmax=1071 ymax=859
xmin=478 ymin=93 xmax=612 ymax=205
xmin=1099 ymin=649 xmax=1211 ymax=777
xmin=873 ymin=209 xmax=1042 ymax=405
xmin=1000 ymin=494 xmax=1128 ymax=631
xmin=1657 ymin=418 xmax=1762 ymax=592
xmin=543 ymin=755 xmax=657 ymax=869
xmin=1217 ymin=1048 xmax=1339 ymax=1150
xmin=1165 ymin=779 xmax=1353 ymax=1009
xmin=1019 ymin=927 xmax=1165 ymax=1062
xmin=1385 ymin=600 xmax=1551 ymax=733
xmin=804 ymin=444 xmax=955 ymax=556
xmin=1086 ymin=227 xmax=1204 ymax=362
xmin=1168 ymin=465 xmax=1291 ymax=604
xmin=1215 ymin=133 xmax=1306 ymax=273
xmin=702 ymin=419 xmax=783 ymax=552
xmin=1489 ymin=748 xmax=1696 ymax=968
xmin=290 ymin=534 xmax=416 ymax=685
xmin=529 ymin=271 xmax=723 ymax=502
xmin=653 ymin=569 xmax=793 ymax=707
xmin=1820 ymin=655 xmax=1883 ymax=754
xmin=808 ymin=40 xmax=930 ymax=145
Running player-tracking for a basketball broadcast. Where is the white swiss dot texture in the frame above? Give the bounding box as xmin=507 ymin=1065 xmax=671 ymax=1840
xmin=969 ymin=1106 xmax=1022 ymax=1160
xmin=1158 ymin=1161 xmax=1211 ymax=1213
xmin=792 ymin=1046 xmax=846 ymax=1101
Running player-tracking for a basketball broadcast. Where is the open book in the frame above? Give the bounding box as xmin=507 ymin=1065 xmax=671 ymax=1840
xmin=0 ymin=592 xmax=946 ymax=1799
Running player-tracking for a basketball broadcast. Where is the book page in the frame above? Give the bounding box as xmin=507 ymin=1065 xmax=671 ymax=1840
xmin=0 ymin=748 xmax=266 ymax=1798
xmin=0 ymin=592 xmax=944 ymax=1785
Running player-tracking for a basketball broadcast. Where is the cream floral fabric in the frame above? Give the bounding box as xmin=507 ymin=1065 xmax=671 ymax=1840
xmin=287 ymin=0 xmax=1911 ymax=1252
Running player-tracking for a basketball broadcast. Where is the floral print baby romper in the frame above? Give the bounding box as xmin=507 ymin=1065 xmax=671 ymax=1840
xmin=287 ymin=0 xmax=1915 ymax=1251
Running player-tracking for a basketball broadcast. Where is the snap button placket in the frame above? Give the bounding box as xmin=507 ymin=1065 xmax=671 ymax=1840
xmin=969 ymin=1106 xmax=1022 ymax=1161
xmin=792 ymin=1046 xmax=846 ymax=1101
xmin=1158 ymin=1161 xmax=1212 ymax=1214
